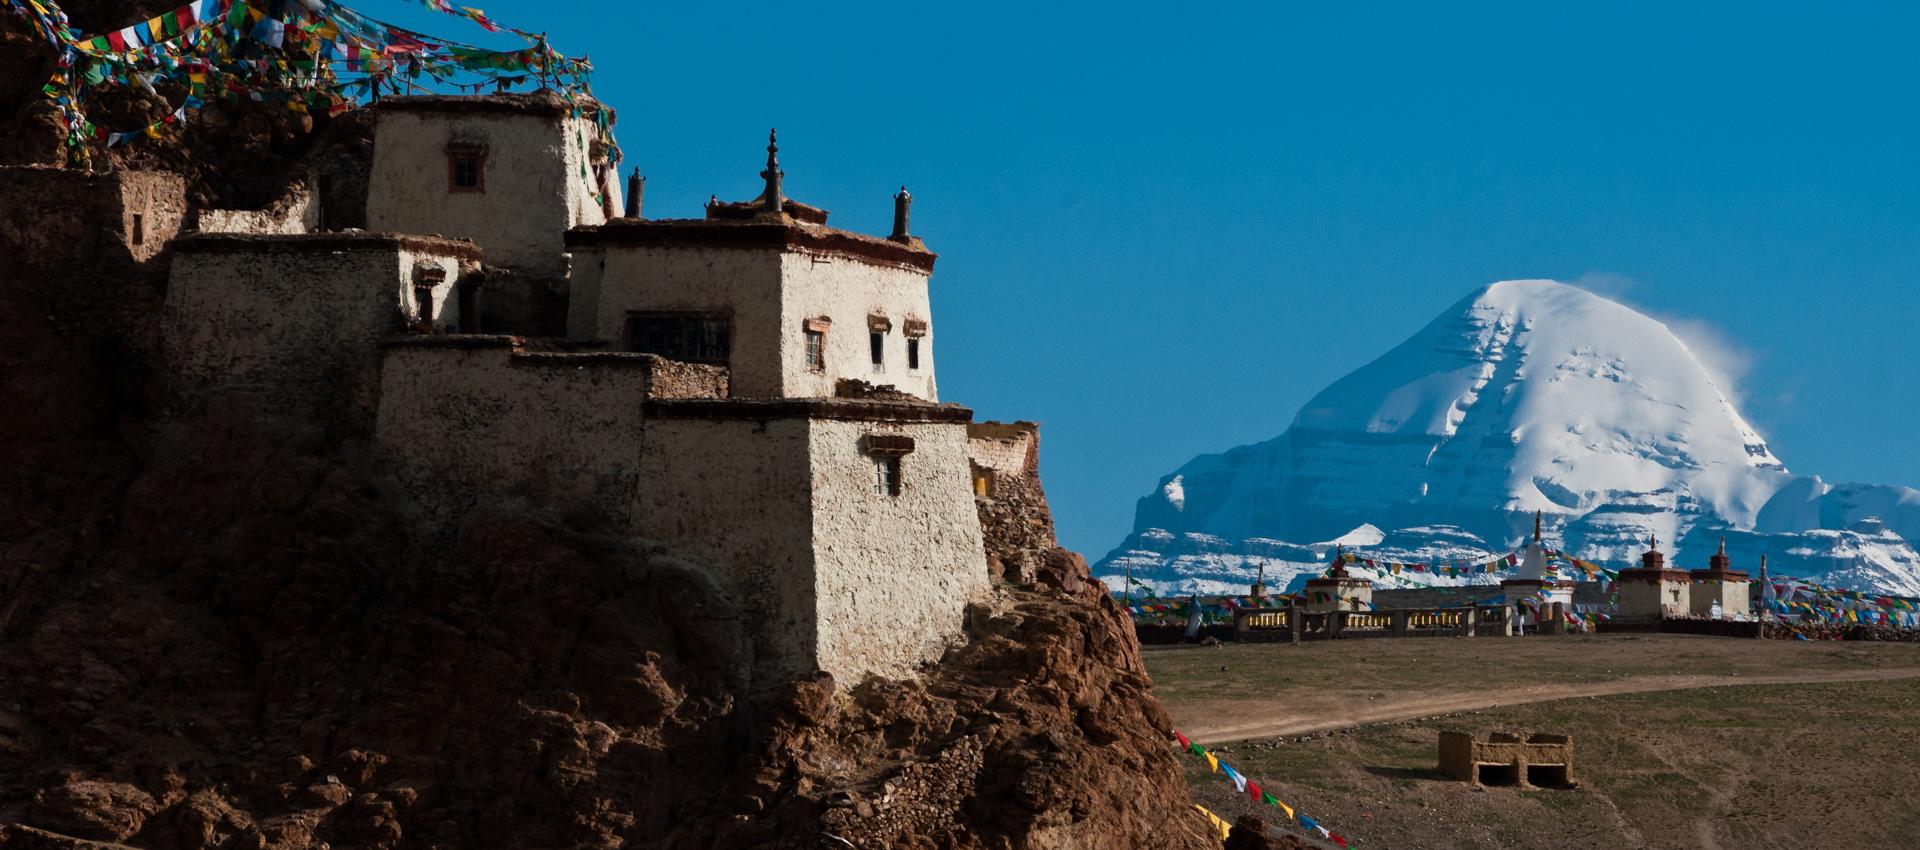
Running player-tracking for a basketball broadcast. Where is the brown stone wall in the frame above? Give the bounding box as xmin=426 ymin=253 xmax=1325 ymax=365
xmin=0 ymin=166 xmax=188 ymax=416
xmin=968 ymin=421 xmax=1057 ymax=582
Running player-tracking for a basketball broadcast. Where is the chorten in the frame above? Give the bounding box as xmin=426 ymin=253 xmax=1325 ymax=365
xmin=1303 ymin=548 xmax=1373 ymax=612
xmin=1501 ymin=511 xmax=1576 ymax=632
xmin=1614 ymin=533 xmax=1691 ymax=621
xmin=1688 ymin=538 xmax=1752 ymax=619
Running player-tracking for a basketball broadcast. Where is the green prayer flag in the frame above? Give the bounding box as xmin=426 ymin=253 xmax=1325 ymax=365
xmin=1188 ymin=742 xmax=1204 ymax=757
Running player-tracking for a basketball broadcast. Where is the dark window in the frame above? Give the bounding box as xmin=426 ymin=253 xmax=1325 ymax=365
xmin=626 ymin=313 xmax=731 ymax=365
xmin=457 ymin=283 xmax=481 ymax=333
xmin=412 ymin=285 xmax=435 ymax=324
xmin=870 ymin=331 xmax=885 ymax=369
xmin=907 ymin=338 xmax=920 ymax=371
xmin=805 ymin=328 xmax=825 ymax=370
xmin=130 ymin=213 xmax=144 ymax=245
xmin=448 ymin=145 xmax=487 ymax=192
xmin=873 ymin=456 xmax=902 ymax=497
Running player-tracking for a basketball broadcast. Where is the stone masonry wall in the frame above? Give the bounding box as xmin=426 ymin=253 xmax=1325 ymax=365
xmin=968 ymin=422 xmax=1058 ymax=581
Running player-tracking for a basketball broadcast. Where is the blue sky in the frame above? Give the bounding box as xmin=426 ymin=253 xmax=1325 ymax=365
xmin=380 ymin=1 xmax=1920 ymax=554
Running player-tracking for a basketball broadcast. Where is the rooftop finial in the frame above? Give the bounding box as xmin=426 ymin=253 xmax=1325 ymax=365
xmin=760 ymin=128 xmax=784 ymax=215
xmin=890 ymin=185 xmax=913 ymax=242
xmin=1533 ymin=510 xmax=1543 ymax=543
xmin=1719 ymin=536 xmax=1727 ymax=555
xmin=624 ymin=168 xmax=645 ymax=218
xmin=1649 ymin=532 xmax=1658 ymax=551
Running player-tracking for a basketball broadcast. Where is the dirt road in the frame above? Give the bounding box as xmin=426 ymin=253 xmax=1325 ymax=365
xmin=1183 ymin=665 xmax=1920 ymax=744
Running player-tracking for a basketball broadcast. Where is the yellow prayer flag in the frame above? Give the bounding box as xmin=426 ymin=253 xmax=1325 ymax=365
xmin=1274 ymin=797 xmax=1294 ymax=819
xmin=1204 ymin=752 xmax=1218 ymax=773
xmin=1194 ymin=804 xmax=1232 ymax=840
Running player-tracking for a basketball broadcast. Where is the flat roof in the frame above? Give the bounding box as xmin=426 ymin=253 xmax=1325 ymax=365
xmin=643 ymin=397 xmax=970 ymax=424
xmin=371 ymin=91 xmax=596 ymax=119
xmin=566 ymin=218 xmax=936 ymax=273
xmin=173 ymin=231 xmax=484 ymax=261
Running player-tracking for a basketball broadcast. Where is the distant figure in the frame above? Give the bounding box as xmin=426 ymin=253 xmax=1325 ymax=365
xmin=1185 ymin=594 xmax=1203 ymax=641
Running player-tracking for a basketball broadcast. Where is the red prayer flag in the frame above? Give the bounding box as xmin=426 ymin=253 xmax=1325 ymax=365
xmin=1174 ymin=731 xmax=1190 ymax=747
xmin=176 ymin=7 xmax=195 ymax=29
xmin=1245 ymin=780 xmax=1262 ymax=802
xmin=106 ymin=30 xmax=129 ymax=51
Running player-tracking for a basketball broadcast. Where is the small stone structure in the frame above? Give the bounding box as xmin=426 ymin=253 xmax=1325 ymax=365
xmin=1616 ymin=536 xmax=1693 ymax=622
xmin=1438 ymin=731 xmax=1575 ymax=788
xmin=1689 ymin=538 xmax=1752 ymax=619
xmin=1303 ymin=550 xmax=1373 ymax=612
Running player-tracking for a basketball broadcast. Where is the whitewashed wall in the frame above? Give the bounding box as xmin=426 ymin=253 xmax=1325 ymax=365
xmin=779 ymin=251 xmax=936 ymax=400
xmin=807 ymin=418 xmax=988 ymax=680
xmin=367 ymin=107 xmax=608 ymax=280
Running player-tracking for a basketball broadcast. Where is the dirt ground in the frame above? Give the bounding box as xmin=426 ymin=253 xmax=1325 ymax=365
xmin=1147 ymin=635 xmax=1920 ymax=849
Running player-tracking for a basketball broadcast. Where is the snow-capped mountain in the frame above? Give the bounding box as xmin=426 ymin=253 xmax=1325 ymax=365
xmin=1098 ymin=280 xmax=1920 ymax=597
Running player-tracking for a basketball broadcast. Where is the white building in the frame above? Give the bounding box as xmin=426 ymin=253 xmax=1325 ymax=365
xmin=566 ymin=132 xmax=939 ymax=400
xmin=1502 ymin=512 xmax=1576 ymax=631
xmin=157 ymin=95 xmax=998 ymax=692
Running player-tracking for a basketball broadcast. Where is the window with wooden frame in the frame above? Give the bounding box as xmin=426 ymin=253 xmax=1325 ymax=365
xmin=625 ymin=311 xmax=731 ymax=365
xmin=868 ymin=314 xmax=892 ymax=371
xmin=865 ymin=433 xmax=913 ymax=497
xmin=903 ymin=317 xmax=927 ymax=371
xmin=447 ymin=143 xmax=488 ymax=192
xmin=803 ymin=317 xmax=831 ymax=372
xmin=871 ymin=456 xmax=901 ymax=496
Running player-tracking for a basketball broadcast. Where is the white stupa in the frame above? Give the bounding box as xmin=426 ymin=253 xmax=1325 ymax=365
xmin=1502 ymin=511 xmax=1577 ymax=631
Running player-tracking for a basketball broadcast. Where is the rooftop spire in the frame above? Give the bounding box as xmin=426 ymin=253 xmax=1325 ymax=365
xmin=624 ymin=168 xmax=645 ymax=218
xmin=1533 ymin=510 xmax=1543 ymax=543
xmin=760 ymin=128 xmax=784 ymax=215
xmin=890 ymin=186 xmax=913 ymax=241
xmin=1709 ymin=535 xmax=1732 ymax=573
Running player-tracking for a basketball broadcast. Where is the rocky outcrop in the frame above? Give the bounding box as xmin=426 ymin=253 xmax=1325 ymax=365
xmin=0 ymin=396 xmax=1214 ymax=849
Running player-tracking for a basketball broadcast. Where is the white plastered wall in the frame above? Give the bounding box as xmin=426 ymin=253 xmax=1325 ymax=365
xmin=367 ymin=109 xmax=608 ymax=279
xmin=806 ymin=418 xmax=988 ymax=680
xmin=569 ymin=244 xmax=937 ymax=400
xmin=567 ymin=245 xmax=788 ymax=395
xmin=779 ymin=252 xmax=936 ymax=400
xmin=1617 ymin=577 xmax=1691 ymax=620
xmin=1689 ymin=579 xmax=1751 ymax=618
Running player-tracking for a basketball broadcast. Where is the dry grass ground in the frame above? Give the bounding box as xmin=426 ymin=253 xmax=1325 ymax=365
xmin=1147 ymin=635 xmax=1920 ymax=849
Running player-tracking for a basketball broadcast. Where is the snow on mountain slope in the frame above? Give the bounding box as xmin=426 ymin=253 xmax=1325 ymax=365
xmin=1100 ymin=280 xmax=1920 ymax=597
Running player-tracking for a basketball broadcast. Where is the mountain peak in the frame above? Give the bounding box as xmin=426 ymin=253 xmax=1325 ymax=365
xmin=1104 ymin=281 xmax=1920 ymax=597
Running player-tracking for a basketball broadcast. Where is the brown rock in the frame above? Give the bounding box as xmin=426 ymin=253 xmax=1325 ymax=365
xmin=27 ymin=779 xmax=159 ymax=842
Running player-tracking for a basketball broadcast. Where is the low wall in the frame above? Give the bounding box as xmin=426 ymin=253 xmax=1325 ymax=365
xmin=1598 ymin=618 xmax=1763 ymax=638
